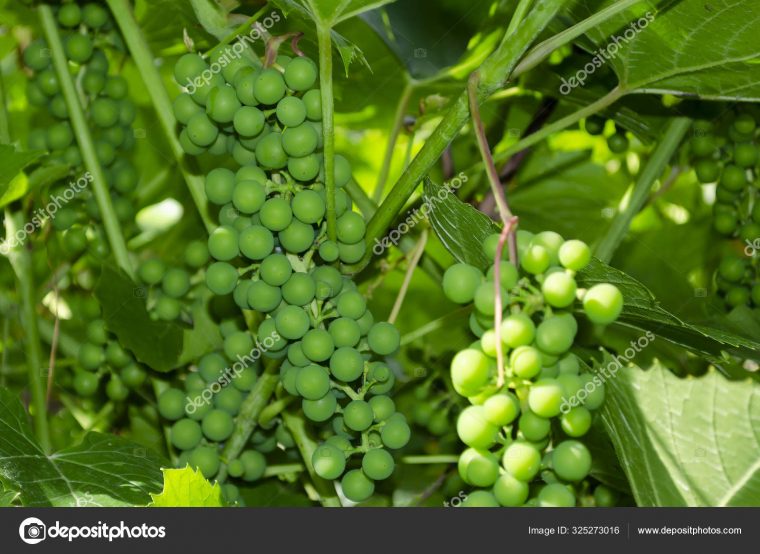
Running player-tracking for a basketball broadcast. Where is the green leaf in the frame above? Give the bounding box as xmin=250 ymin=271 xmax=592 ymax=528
xmin=303 ymin=0 xmax=396 ymax=25
xmin=570 ymin=0 xmax=760 ymax=100
xmin=0 ymin=144 xmax=43 ymax=208
xmin=0 ymin=388 xmax=164 ymax=507
xmin=423 ymin=177 xmax=499 ymax=268
xmin=577 ymin=258 xmax=760 ymax=362
xmin=94 ymin=265 xmax=183 ymax=372
xmin=178 ymin=294 xmax=224 ymax=365
xmin=597 ymin=358 xmax=760 ymax=506
xmin=148 ymin=466 xmax=225 ymax=507
xmin=0 ymin=489 xmax=19 ymax=507
xmin=189 ymin=0 xmax=230 ymax=40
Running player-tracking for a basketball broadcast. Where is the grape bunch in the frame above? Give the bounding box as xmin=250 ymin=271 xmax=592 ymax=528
xmin=23 ymin=2 xmax=140 ymax=254
xmin=584 ymin=116 xmax=629 ymax=153
xmin=172 ymin=47 xmax=410 ymax=502
xmin=688 ymin=113 xmax=760 ymax=311
xmin=136 ymin=240 xmax=209 ymax=322
xmin=441 ymin=230 xmax=624 ymax=507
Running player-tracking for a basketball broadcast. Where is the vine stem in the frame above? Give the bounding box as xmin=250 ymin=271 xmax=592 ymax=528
xmin=282 ymin=411 xmax=342 ymax=507
xmin=491 ymin=86 xmax=625 ymax=167
xmin=316 ymin=25 xmax=337 ymax=241
xmin=401 ymin=455 xmax=459 ymax=464
xmin=39 ymin=4 xmax=134 ymax=278
xmin=388 ymin=229 xmax=428 ymax=324
xmin=106 ymin=0 xmax=214 ymax=233
xmin=493 ymin=217 xmax=519 ymax=388
xmin=595 ymin=117 xmax=691 ymax=262
xmin=372 ymin=80 xmax=414 ymax=203
xmin=217 ymin=358 xmax=281 ymax=481
xmin=512 ymin=0 xmax=647 ymax=78
xmin=264 ymin=463 xmax=304 ymax=478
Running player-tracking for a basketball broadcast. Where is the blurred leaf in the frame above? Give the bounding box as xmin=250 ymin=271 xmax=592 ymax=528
xmin=0 ymin=144 xmax=43 ymax=207
xmin=179 ymin=295 xmax=224 ymax=365
xmin=303 ymin=0 xmax=396 ymax=25
xmin=597 ymin=357 xmax=760 ymax=506
xmin=239 ymin=479 xmax=314 ymax=506
xmin=190 ymin=0 xmax=230 ymax=40
xmin=0 ymin=489 xmax=19 ymax=506
xmin=26 ymin=163 xmax=72 ymax=192
xmin=135 ymin=0 xmax=216 ymax=51
xmin=0 ymin=388 xmax=164 ymax=507
xmin=94 ymin=265 xmax=183 ymax=372
xmin=149 ymin=466 xmax=224 ymax=507
xmin=583 ymin=414 xmax=631 ymax=494
xmin=423 ymin=177 xmax=499 ymax=268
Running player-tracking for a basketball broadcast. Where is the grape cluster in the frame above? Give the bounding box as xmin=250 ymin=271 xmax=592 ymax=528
xmin=688 ymin=113 xmax=760 ymax=310
xmin=584 ymin=116 xmax=629 ymax=153
xmin=23 ymin=2 xmax=140 ymax=254
xmin=136 ymin=240 xmax=209 ymax=322
xmin=442 ymin=230 xmax=624 ymax=507
xmin=172 ymin=47 xmax=409 ymax=502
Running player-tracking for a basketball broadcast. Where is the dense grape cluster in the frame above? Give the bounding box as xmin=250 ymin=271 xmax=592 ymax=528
xmin=172 ymin=47 xmax=409 ymax=502
xmin=24 ymin=2 xmax=139 ymax=250
xmin=688 ymin=113 xmax=760 ymax=311
xmin=442 ymin=230 xmax=623 ymax=507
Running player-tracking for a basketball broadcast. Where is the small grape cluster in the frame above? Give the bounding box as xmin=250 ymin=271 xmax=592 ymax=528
xmin=72 ymin=317 xmax=148 ymax=403
xmin=172 ymin=47 xmax=409 ymax=502
xmin=584 ymin=116 xmax=629 ymax=153
xmin=23 ymin=2 xmax=140 ymax=255
xmin=136 ymin=240 xmax=209 ymax=322
xmin=442 ymin=230 xmax=624 ymax=507
xmin=688 ymin=114 xmax=760 ymax=310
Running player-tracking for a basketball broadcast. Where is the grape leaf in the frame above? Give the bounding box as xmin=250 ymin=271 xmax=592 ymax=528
xmin=423 ymin=177 xmax=499 ymax=268
xmin=596 ymin=357 xmax=760 ymax=506
xmin=0 ymin=388 xmax=164 ymax=507
xmin=0 ymin=144 xmax=43 ymax=208
xmin=189 ymin=0 xmax=230 ymax=40
xmin=94 ymin=265 xmax=183 ymax=372
xmin=148 ymin=466 xmax=224 ymax=507
xmin=302 ymin=0 xmax=397 ymax=25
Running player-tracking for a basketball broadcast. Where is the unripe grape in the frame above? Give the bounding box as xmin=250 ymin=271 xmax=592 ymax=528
xmin=582 ymin=283 xmax=624 ymax=325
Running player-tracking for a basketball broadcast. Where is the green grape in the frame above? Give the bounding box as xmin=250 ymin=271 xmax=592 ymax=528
xmin=233 ymin=106 xmax=265 ymax=137
xmin=281 ymin=124 xmax=318 ymax=158
xmin=279 ymin=220 xmax=315 ymax=253
xmin=138 ymin=259 xmax=165 ymax=285
xmin=380 ymin=415 xmax=410 ymax=449
xmin=73 ymin=371 xmax=99 ymax=396
xmin=232 ymin=180 xmax=266 ymax=215
xmin=275 ymin=305 xmax=310 ymax=340
xmin=23 ymin=40 xmax=50 ymax=71
xmin=501 ymin=313 xmax=535 ymax=347
xmin=607 ymin=132 xmax=629 ymax=153
xmin=725 ymin=286 xmax=750 ymax=307
xmin=290 ymin=190 xmax=325 ymax=225
xmin=247 ymin=280 xmax=281 ymax=312
xmin=171 ymin=418 xmax=202 ymax=450
xmin=483 ymin=393 xmax=520 ymax=426
xmin=208 ymin=225 xmax=240 ymax=261
xmin=105 ymin=76 xmax=128 ymax=99
xmin=240 ymin=450 xmax=266 ymax=481
xmin=341 ymin=469 xmax=374 ymax=502
xmin=224 ymin=331 xmax=254 ymax=360
xmin=118 ymin=362 xmax=146 ymax=388
xmin=502 ymin=441 xmax=541 ymax=481
xmin=163 ymin=268 xmax=190 ymax=298
xmin=303 ymin=391 xmax=338 ymax=422
xmin=260 ymin=253 xmax=292 ymax=286
xmin=284 ymin=57 xmax=317 ymax=91
xmin=367 ymin=322 xmax=400 ymax=356
xmin=187 ymin=112 xmax=219 ymax=147
xmin=253 ymin=68 xmax=286 ymax=105
xmin=552 ymin=440 xmax=591 ymax=482
xmin=336 ymin=212 xmax=366 ymax=244
xmin=718 ymin=257 xmax=745 ymax=282
xmin=733 ymin=113 xmax=757 ymax=135
xmin=510 ymin=345 xmax=542 ymax=379
xmin=333 ymin=155 xmax=352 ymax=187
xmin=518 ymin=410 xmax=551 ymax=441
xmin=329 ymin=317 xmax=361 ymax=348
xmin=282 ymin=273 xmax=316 ymax=306
xmin=694 ymin=158 xmax=721 ymax=183
xmin=303 ymin=88 xmax=322 ymax=121
xmin=112 ymin=162 xmax=138 ymax=194
xmin=78 ymin=342 xmax=104 ymax=370
xmin=521 ymin=244 xmax=551 ymax=274
xmin=85 ymin=320 xmax=107 ymax=345
xmin=82 ymin=3 xmax=109 ymax=28
xmin=690 ymin=134 xmax=715 ymax=157
xmin=341 ymin=400 xmax=373 ymax=431
xmin=65 ymin=34 xmax=93 ymax=64
xmin=173 ymin=93 xmax=202 ymax=124
xmin=582 ymin=283 xmax=623 ymax=324
xmin=560 ymin=407 xmax=592 ymax=437
xmin=312 ymin=443 xmax=346 ymax=480
xmin=493 ymin=473 xmax=530 ymax=506
xmin=584 ymin=116 xmax=605 ymax=135
xmin=259 ymin=197 xmax=293 ymax=231
xmin=535 ymin=316 xmax=576 ymax=354
xmin=527 ymin=379 xmax=564 ymax=418
xmin=179 ymin=129 xmax=206 ymax=155
xmin=91 ymin=97 xmax=119 ymax=127
xmin=362 ymin=448 xmax=395 ymax=480
xmin=558 ymin=240 xmax=591 ymax=271
xmin=276 ymin=96 xmax=306 ymax=127
xmin=47 ymin=122 xmax=73 ymax=149
xmin=594 ymin=485 xmax=617 ymax=507
xmin=201 ymin=409 xmax=234 ymax=441
xmin=457 ymin=406 xmax=498 ymax=449
xmin=538 ymin=483 xmax=575 ymax=507
xmin=158 ymin=389 xmax=186 ymax=420
xmin=206 ymin=262 xmax=239 ymax=295
xmin=337 ymin=240 xmax=365 ymax=264
xmin=442 ymin=263 xmax=483 ymax=304
xmin=734 ymin=142 xmax=758 ymax=168
xmin=721 ymin=164 xmax=747 ymax=192
xmin=329 ymin=347 xmax=364 ymax=382
xmin=239 ymin=225 xmax=274 ymax=261
xmin=154 ymin=296 xmax=181 ymax=320
xmin=184 ymin=241 xmax=210 ymax=268
xmin=473 ymin=280 xmax=505 ymax=316
xmin=37 ymin=69 xmax=59 ymax=96
xmin=288 ymin=153 xmax=321 ymax=181
xmin=206 ymin=85 xmax=241 ymax=124
xmin=295 ymin=364 xmax=331 ymax=400
xmin=487 ymin=260 xmax=519 ymax=290
xmin=368 ymin=395 xmax=395 ymax=421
